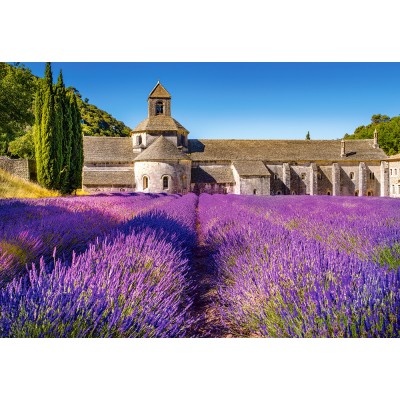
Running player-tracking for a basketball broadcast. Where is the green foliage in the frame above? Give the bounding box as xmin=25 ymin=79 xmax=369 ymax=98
xmin=0 ymin=63 xmax=36 ymax=155
xmin=374 ymin=243 xmax=400 ymax=271
xmin=8 ymin=127 xmax=35 ymax=159
xmin=55 ymin=70 xmax=73 ymax=193
xmin=76 ymin=95 xmax=131 ymax=137
xmin=36 ymin=63 xmax=62 ymax=190
xmin=306 ymin=131 xmax=310 ymax=140
xmin=68 ymin=92 xmax=83 ymax=193
xmin=345 ymin=114 xmax=400 ymax=155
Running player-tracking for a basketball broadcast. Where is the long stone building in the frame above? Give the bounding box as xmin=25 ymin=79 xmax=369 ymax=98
xmin=82 ymin=82 xmax=392 ymax=196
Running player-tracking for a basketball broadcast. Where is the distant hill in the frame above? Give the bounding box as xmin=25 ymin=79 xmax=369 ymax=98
xmin=76 ymin=95 xmax=131 ymax=137
xmin=344 ymin=114 xmax=400 ymax=156
xmin=0 ymin=168 xmax=59 ymax=198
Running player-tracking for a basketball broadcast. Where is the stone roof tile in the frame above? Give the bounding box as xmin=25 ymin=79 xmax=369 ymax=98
xmin=134 ymin=136 xmax=191 ymax=162
xmin=132 ymin=116 xmax=188 ymax=133
xmin=83 ymin=137 xmax=135 ymax=163
xmin=233 ymin=161 xmax=271 ymax=176
xmin=148 ymin=82 xmax=171 ymax=99
xmin=191 ymin=165 xmax=234 ymax=183
xmin=188 ymin=139 xmax=387 ymax=162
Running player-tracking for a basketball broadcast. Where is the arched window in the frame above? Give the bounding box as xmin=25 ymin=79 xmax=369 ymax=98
xmin=276 ymin=190 xmax=282 ymax=195
xmin=182 ymin=175 xmax=187 ymax=190
xmin=156 ymin=101 xmax=164 ymax=115
xmin=367 ymin=190 xmax=373 ymax=196
xmin=253 ymin=189 xmax=257 ymax=195
xmin=163 ymin=176 xmax=169 ymax=190
xmin=327 ymin=191 xmax=331 ymax=196
xmin=355 ymin=190 xmax=359 ymax=196
xmin=274 ymin=174 xmax=278 ymax=180
xmin=350 ymin=172 xmax=354 ymax=180
xmin=143 ymin=176 xmax=149 ymax=190
xmin=292 ymin=191 xmax=296 ymax=195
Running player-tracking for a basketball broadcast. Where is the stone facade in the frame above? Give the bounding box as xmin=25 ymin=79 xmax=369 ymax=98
xmin=0 ymin=157 xmax=31 ymax=180
xmin=388 ymin=156 xmax=400 ymax=197
xmin=80 ymin=82 xmax=393 ymax=197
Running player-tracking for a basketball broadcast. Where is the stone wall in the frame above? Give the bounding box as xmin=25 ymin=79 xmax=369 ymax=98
xmin=190 ymin=183 xmax=235 ymax=194
xmin=0 ymin=156 xmax=30 ymax=180
xmin=388 ymin=160 xmax=400 ymax=197
xmin=134 ymin=160 xmax=191 ymax=194
xmin=267 ymin=164 xmax=286 ymax=195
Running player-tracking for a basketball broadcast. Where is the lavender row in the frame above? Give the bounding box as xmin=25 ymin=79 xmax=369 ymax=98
xmin=199 ymin=194 xmax=400 ymax=337
xmin=0 ymin=194 xmax=198 ymax=338
xmin=0 ymin=193 xmax=173 ymax=284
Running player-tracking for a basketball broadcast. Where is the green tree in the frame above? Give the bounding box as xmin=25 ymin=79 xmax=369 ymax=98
xmin=55 ymin=70 xmax=73 ymax=193
xmin=0 ymin=63 xmax=36 ymax=155
xmin=34 ymin=63 xmax=62 ymax=189
xmin=8 ymin=127 xmax=35 ymax=159
xmin=306 ymin=131 xmax=310 ymax=140
xmin=345 ymin=114 xmax=400 ymax=155
xmin=68 ymin=92 xmax=83 ymax=193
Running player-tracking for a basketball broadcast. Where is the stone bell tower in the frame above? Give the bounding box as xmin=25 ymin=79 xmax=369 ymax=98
xmin=148 ymin=81 xmax=171 ymax=117
xmin=131 ymin=81 xmax=189 ymax=150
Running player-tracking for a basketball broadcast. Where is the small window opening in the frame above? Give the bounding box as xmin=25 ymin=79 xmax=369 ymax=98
xmin=390 ymin=169 xmax=393 ymax=176
xmin=143 ymin=176 xmax=149 ymax=190
xmin=274 ymin=174 xmax=278 ymax=180
xmin=317 ymin=172 xmax=323 ymax=180
xmin=301 ymin=173 xmax=306 ymax=180
xmin=367 ymin=190 xmax=373 ymax=196
xmin=163 ymin=176 xmax=169 ymax=190
xmin=136 ymin=135 xmax=142 ymax=145
xmin=350 ymin=172 xmax=354 ymax=180
xmin=253 ymin=189 xmax=257 ymax=195
xmin=292 ymin=191 xmax=296 ymax=195
xmin=327 ymin=191 xmax=331 ymax=196
xmin=355 ymin=190 xmax=359 ymax=196
xmin=276 ymin=191 xmax=282 ymax=195
xmin=369 ymin=172 xmax=375 ymax=180
xmin=156 ymin=101 xmax=164 ymax=115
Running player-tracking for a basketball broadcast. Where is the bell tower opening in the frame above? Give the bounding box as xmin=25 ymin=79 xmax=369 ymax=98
xmin=148 ymin=81 xmax=171 ymax=117
xmin=155 ymin=101 xmax=164 ymax=115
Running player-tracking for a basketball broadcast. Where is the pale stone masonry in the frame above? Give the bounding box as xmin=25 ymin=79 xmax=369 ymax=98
xmin=81 ymin=82 xmax=394 ymax=197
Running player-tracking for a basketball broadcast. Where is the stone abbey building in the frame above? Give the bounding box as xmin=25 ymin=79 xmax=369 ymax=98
xmin=82 ymin=82 xmax=392 ymax=196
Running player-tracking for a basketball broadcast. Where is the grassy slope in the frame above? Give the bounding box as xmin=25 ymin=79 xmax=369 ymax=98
xmin=0 ymin=169 xmax=59 ymax=198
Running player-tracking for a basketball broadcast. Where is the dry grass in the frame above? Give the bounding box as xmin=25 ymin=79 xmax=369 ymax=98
xmin=0 ymin=169 xmax=59 ymax=199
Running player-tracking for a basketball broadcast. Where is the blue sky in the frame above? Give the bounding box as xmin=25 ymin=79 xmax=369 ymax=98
xmin=22 ymin=62 xmax=400 ymax=140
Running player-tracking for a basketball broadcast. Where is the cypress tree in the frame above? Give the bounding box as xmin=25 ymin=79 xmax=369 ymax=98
xmin=33 ymin=80 xmax=44 ymax=183
xmin=38 ymin=63 xmax=62 ymax=189
xmin=55 ymin=70 xmax=73 ymax=193
xmin=68 ymin=92 xmax=83 ymax=193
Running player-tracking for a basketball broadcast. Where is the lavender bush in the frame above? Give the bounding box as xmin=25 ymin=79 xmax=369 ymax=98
xmin=199 ymin=194 xmax=400 ymax=337
xmin=0 ymin=194 xmax=198 ymax=337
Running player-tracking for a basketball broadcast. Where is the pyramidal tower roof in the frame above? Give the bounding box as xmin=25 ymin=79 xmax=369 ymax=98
xmin=134 ymin=136 xmax=190 ymax=161
xmin=148 ymin=81 xmax=171 ymax=99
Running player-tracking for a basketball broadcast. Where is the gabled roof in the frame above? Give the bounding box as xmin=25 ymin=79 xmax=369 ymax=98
xmin=134 ymin=136 xmax=191 ymax=162
xmin=83 ymin=136 xmax=135 ymax=163
xmin=132 ymin=116 xmax=188 ymax=133
xmin=148 ymin=81 xmax=171 ymax=99
xmin=191 ymin=165 xmax=234 ymax=183
xmin=188 ymin=139 xmax=387 ymax=162
xmin=233 ymin=161 xmax=271 ymax=176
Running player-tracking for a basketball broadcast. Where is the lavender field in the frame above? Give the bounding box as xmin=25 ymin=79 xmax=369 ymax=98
xmin=1 ymin=193 xmax=400 ymax=337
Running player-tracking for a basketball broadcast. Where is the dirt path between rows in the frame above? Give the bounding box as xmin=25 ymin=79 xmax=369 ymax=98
xmin=188 ymin=203 xmax=229 ymax=338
